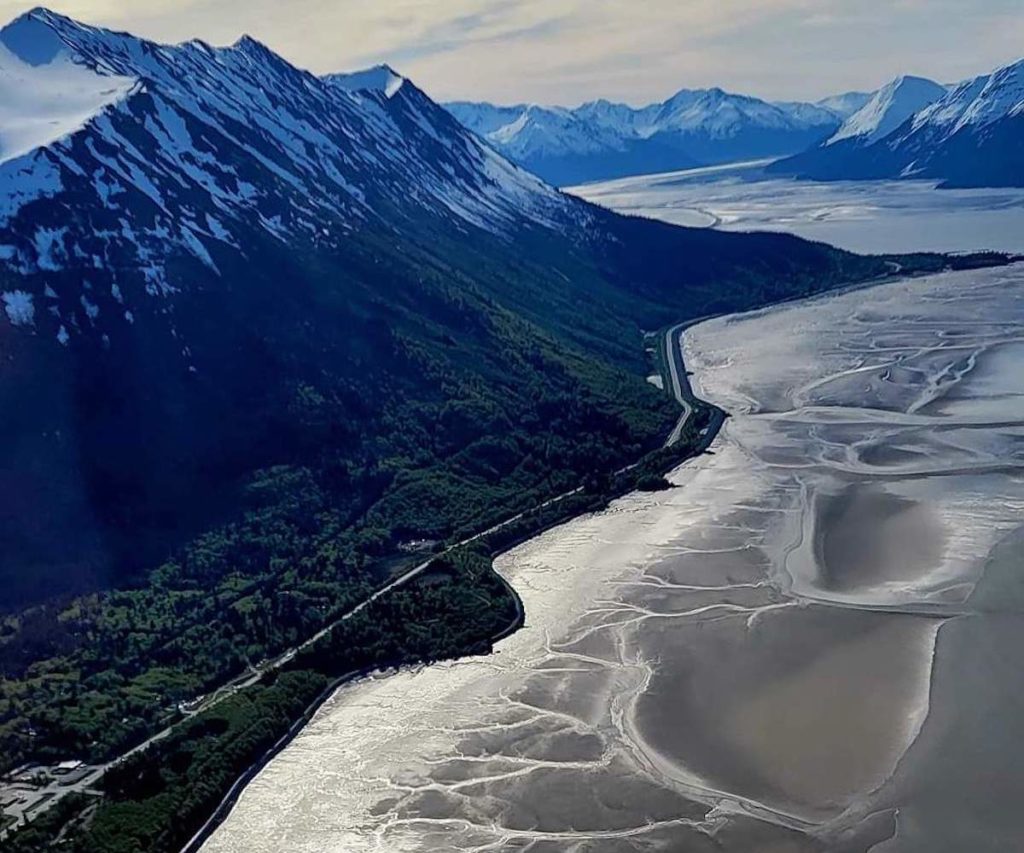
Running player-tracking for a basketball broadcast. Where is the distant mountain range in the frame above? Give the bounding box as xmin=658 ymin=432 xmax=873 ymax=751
xmin=771 ymin=62 xmax=1024 ymax=187
xmin=446 ymin=89 xmax=862 ymax=185
xmin=448 ymin=60 xmax=1023 ymax=189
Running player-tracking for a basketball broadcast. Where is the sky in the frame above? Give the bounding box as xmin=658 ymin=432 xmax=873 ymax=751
xmin=4 ymin=1 xmax=1022 ymax=105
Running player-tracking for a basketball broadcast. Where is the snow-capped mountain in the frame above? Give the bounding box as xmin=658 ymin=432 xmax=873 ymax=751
xmin=826 ymin=75 xmax=947 ymax=145
xmin=910 ymin=60 xmax=1024 ymax=136
xmin=447 ymin=88 xmax=842 ymax=185
xmin=651 ymin=88 xmax=835 ymax=135
xmin=0 ymin=5 xmax=582 ymax=605
xmin=771 ymin=60 xmax=1023 ymax=187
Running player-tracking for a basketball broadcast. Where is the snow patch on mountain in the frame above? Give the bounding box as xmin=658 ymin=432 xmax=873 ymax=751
xmin=0 ymin=151 xmax=63 ymax=218
xmin=2 ymin=289 xmax=34 ymax=325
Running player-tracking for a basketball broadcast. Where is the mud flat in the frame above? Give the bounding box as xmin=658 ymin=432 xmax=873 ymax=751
xmin=569 ymin=163 xmax=1024 ymax=254
xmin=203 ymin=264 xmax=1024 ymax=853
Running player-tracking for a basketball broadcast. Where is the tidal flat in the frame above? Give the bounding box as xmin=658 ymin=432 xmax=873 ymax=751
xmin=568 ymin=163 xmax=1024 ymax=255
xmin=203 ymin=264 xmax=1024 ymax=852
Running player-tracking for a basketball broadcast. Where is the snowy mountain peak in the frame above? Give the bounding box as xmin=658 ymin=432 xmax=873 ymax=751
xmin=0 ymin=7 xmax=135 ymax=164
xmin=653 ymin=86 xmax=827 ymax=136
xmin=324 ymin=63 xmax=405 ymax=98
xmin=231 ymin=34 xmax=276 ymax=58
xmin=827 ymin=75 xmax=946 ymax=145
xmin=771 ymin=57 xmax=1023 ymax=188
xmin=3 ymin=6 xmax=135 ymax=61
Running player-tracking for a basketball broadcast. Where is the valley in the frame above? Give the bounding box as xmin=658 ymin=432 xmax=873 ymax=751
xmin=0 ymin=6 xmax=1020 ymax=852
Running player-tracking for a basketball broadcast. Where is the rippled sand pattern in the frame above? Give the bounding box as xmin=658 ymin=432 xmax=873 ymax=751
xmin=204 ymin=265 xmax=1024 ymax=852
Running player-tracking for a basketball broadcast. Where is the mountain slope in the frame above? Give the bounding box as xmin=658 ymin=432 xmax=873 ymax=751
xmin=894 ymin=60 xmax=1024 ymax=187
xmin=447 ymin=87 xmax=841 ymax=185
xmin=0 ymin=7 xmax=570 ymax=611
xmin=771 ymin=62 xmax=1023 ymax=187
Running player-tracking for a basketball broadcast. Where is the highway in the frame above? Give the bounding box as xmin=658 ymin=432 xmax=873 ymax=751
xmin=663 ymin=322 xmax=693 ymax=445
xmin=662 ymin=315 xmax=720 ymax=446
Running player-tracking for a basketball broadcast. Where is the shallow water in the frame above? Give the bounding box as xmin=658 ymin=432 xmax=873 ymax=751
xmin=203 ymin=264 xmax=1024 ymax=852
xmin=568 ymin=164 xmax=1024 ymax=255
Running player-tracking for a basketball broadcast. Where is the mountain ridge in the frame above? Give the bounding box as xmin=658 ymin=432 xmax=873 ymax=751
xmin=445 ymin=58 xmax=1020 ymax=189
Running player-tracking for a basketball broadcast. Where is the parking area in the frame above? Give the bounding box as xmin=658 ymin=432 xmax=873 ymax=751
xmin=0 ymin=761 xmax=102 ymax=837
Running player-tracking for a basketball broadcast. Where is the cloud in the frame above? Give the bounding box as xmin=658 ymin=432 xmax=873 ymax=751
xmin=1 ymin=0 xmax=1018 ymax=104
